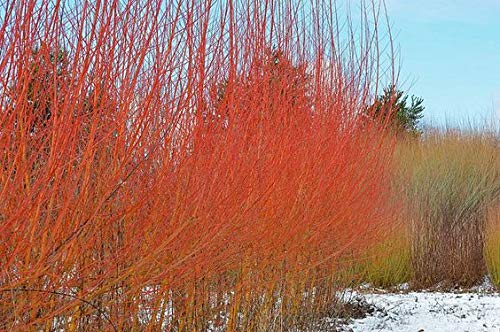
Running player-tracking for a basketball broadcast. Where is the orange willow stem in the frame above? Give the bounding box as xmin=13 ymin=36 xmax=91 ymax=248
xmin=0 ymin=0 xmax=397 ymax=329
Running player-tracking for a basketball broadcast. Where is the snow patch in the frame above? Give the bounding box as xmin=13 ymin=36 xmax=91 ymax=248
xmin=341 ymin=291 xmax=500 ymax=332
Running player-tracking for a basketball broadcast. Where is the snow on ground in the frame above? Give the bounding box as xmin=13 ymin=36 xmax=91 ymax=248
xmin=341 ymin=290 xmax=500 ymax=332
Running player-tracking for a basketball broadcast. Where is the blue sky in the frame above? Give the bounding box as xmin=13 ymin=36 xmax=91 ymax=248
xmin=384 ymin=0 xmax=500 ymax=127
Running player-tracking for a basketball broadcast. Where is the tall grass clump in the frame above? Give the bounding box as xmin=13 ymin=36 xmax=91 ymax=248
xmin=0 ymin=0 xmax=398 ymax=330
xmin=399 ymin=131 xmax=500 ymax=287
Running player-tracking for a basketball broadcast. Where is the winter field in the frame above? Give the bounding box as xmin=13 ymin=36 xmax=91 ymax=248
xmin=0 ymin=0 xmax=499 ymax=330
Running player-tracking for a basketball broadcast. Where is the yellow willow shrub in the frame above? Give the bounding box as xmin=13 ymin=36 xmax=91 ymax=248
xmin=485 ymin=201 xmax=500 ymax=287
xmin=400 ymin=132 xmax=500 ymax=288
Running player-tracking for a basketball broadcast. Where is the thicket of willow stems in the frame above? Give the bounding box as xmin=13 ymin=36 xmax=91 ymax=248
xmin=0 ymin=0 xmax=398 ymax=330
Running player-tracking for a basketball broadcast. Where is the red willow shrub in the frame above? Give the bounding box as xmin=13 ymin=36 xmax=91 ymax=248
xmin=0 ymin=0 xmax=397 ymax=329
